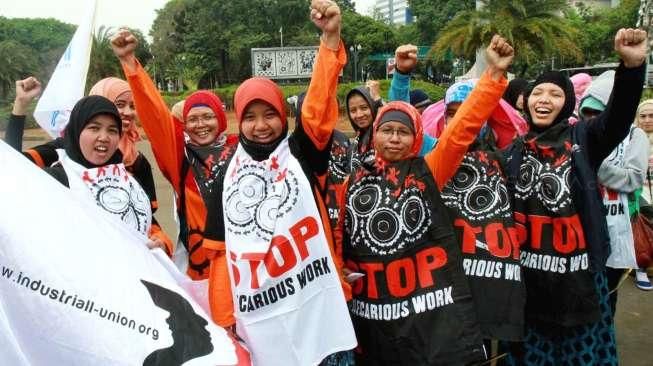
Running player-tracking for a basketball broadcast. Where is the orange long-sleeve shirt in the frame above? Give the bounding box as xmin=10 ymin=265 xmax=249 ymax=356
xmin=333 ymin=68 xmax=507 ymax=278
xmin=426 ymin=69 xmax=508 ymax=190
xmin=121 ymin=59 xmax=215 ymax=280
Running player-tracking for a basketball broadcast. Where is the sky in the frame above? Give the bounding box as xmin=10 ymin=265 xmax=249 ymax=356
xmin=0 ymin=0 xmax=171 ymax=36
xmin=0 ymin=0 xmax=377 ymax=37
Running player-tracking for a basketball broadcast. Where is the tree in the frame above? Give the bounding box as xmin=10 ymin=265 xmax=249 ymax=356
xmin=150 ymin=0 xmax=191 ymax=87
xmin=431 ymin=0 xmax=581 ymax=76
xmin=0 ymin=40 xmax=38 ymax=99
xmin=149 ymin=0 xmax=398 ymax=86
xmin=396 ymin=23 xmax=420 ymax=45
xmin=87 ymin=26 xmax=121 ymax=89
xmin=0 ymin=17 xmax=74 ymax=100
xmin=565 ymin=0 xmax=639 ymax=66
xmin=408 ymin=0 xmax=474 ymax=46
xmin=340 ymin=9 xmax=399 ymax=81
xmin=336 ymin=0 xmax=356 ymax=12
xmin=87 ymin=26 xmax=152 ymax=90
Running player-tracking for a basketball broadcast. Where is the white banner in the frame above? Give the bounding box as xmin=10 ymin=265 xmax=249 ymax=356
xmin=0 ymin=140 xmax=239 ymax=365
xmin=224 ymin=140 xmax=357 ymax=366
xmin=33 ymin=0 xmax=96 ymax=138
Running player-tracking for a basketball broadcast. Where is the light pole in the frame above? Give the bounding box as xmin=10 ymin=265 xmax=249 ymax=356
xmin=350 ymin=44 xmax=362 ymax=82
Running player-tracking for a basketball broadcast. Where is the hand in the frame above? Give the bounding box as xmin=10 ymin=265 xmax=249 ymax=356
xmin=310 ymin=0 xmax=341 ymax=50
xmin=13 ymin=77 xmax=41 ymax=116
xmin=614 ymin=28 xmax=648 ymax=68
xmin=394 ymin=44 xmax=418 ymax=74
xmin=366 ymin=80 xmax=381 ymax=101
xmin=485 ymin=34 xmax=514 ymax=80
xmin=147 ymin=237 xmax=167 ymax=251
xmin=342 ymin=267 xmax=354 ymax=283
xmin=111 ymin=28 xmax=138 ymax=65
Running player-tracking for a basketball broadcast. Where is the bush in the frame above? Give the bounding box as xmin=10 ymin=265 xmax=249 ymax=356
xmin=158 ymin=78 xmax=447 ymax=113
xmin=0 ymin=78 xmax=447 ymax=132
xmin=0 ymin=101 xmax=39 ymax=131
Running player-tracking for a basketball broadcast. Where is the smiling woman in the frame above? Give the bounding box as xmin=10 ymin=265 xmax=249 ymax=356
xmin=36 ymin=96 xmax=155 ymax=238
xmin=501 ymin=28 xmax=648 ymax=366
xmin=78 ymin=114 xmax=121 ymax=165
xmin=240 ymin=101 xmax=285 ymax=145
xmin=338 ymin=34 xmax=515 ymax=365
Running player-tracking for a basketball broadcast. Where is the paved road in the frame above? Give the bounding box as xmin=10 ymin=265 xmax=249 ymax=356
xmin=16 ymin=135 xmax=653 ymax=365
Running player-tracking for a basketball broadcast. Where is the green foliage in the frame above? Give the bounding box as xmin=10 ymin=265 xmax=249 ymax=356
xmin=336 ymin=0 xmax=357 ymax=12
xmin=156 ymin=79 xmax=446 ymax=115
xmin=0 ymin=17 xmax=74 ymax=101
xmin=340 ymin=9 xmax=398 ymax=80
xmin=0 ymin=100 xmax=39 ymax=131
xmin=86 ymin=26 xmax=152 ymax=93
xmin=395 ymin=23 xmax=420 ymax=45
xmin=408 ymin=0 xmax=474 ymax=46
xmin=564 ymin=0 xmax=640 ymax=67
xmin=642 ymin=87 xmax=653 ymax=101
xmin=149 ymin=0 xmax=400 ymax=89
xmin=0 ymin=40 xmax=39 ymax=99
xmin=432 ymin=0 xmax=581 ymax=77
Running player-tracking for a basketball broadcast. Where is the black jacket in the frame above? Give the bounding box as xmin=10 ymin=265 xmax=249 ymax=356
xmin=505 ymin=62 xmax=645 ymax=273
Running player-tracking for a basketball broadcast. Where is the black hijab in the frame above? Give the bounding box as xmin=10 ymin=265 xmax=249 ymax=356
xmin=345 ymin=86 xmax=380 ymax=133
xmin=502 ymin=78 xmax=528 ymax=110
xmin=524 ymin=71 xmax=576 ymax=135
xmin=63 ymin=95 xmax=123 ymax=168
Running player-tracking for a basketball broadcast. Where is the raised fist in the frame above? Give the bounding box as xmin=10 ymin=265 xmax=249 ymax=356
xmin=13 ymin=77 xmax=41 ymax=116
xmin=111 ymin=29 xmax=138 ymax=60
xmin=614 ymin=28 xmax=648 ymax=68
xmin=394 ymin=44 xmax=418 ymax=74
xmin=310 ymin=0 xmax=341 ymax=49
xmin=366 ymin=80 xmax=381 ymax=101
xmin=485 ymin=34 xmax=514 ymax=73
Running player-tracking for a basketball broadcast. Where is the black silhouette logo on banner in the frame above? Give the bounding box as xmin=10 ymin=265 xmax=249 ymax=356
xmin=141 ymin=280 xmax=213 ymax=365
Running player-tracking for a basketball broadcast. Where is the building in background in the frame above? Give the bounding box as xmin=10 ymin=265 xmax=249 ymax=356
xmin=374 ymin=0 xmax=413 ymax=25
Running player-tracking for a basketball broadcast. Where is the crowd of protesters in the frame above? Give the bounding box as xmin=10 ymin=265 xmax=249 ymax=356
xmin=3 ymin=0 xmax=651 ymax=364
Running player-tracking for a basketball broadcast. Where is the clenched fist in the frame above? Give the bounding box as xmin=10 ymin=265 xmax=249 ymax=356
xmin=13 ymin=77 xmax=41 ymax=116
xmin=394 ymin=44 xmax=418 ymax=74
xmin=310 ymin=0 xmax=341 ymax=50
xmin=614 ymin=28 xmax=648 ymax=68
xmin=111 ymin=29 xmax=139 ymax=71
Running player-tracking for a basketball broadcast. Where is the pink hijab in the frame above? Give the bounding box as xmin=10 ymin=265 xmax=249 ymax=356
xmin=568 ymin=73 xmax=592 ymax=124
xmin=89 ymin=77 xmax=141 ymax=166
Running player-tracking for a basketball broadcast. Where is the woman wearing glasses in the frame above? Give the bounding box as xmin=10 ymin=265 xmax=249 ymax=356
xmin=112 ymin=30 xmax=239 ymax=282
xmin=337 ymin=35 xmax=513 ymax=365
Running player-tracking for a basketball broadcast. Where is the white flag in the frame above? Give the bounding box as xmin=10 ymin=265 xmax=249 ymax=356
xmin=33 ymin=0 xmax=96 ymax=138
xmin=0 ymin=140 xmax=240 ymax=365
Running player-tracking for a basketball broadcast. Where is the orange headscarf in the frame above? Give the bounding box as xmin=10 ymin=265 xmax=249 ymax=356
xmin=373 ymin=101 xmax=424 ymax=161
xmin=234 ymin=77 xmax=287 ymax=127
xmin=89 ymin=77 xmax=141 ymax=166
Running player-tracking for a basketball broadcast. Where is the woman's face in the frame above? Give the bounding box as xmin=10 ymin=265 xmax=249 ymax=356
xmin=114 ymin=92 xmax=137 ymax=130
xmin=445 ymin=102 xmax=462 ymax=124
xmin=527 ymin=83 xmax=566 ymax=128
xmin=185 ymin=106 xmax=219 ymax=146
xmin=374 ymin=121 xmax=415 ymax=162
xmin=638 ymin=106 xmax=653 ymax=133
xmin=79 ymin=114 xmax=121 ymax=165
xmin=348 ymin=94 xmax=373 ymax=130
xmin=240 ymin=101 xmax=284 ymax=144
